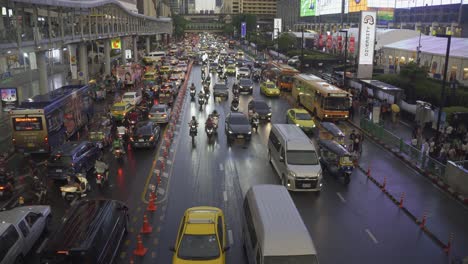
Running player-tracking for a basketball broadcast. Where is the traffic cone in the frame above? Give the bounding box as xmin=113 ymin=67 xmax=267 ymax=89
xmin=399 ymin=192 xmax=405 ymax=208
xmin=129 ymin=256 xmax=135 ymax=264
xmin=133 ymin=235 xmax=148 ymax=256
xmin=147 ymin=196 xmax=157 ymax=212
xmin=140 ymin=214 xmax=153 ymax=234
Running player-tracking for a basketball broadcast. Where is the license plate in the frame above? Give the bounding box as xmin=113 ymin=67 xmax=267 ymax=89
xmin=303 ymin=183 xmax=312 ymax=188
xmin=0 ymin=191 xmax=3 ymax=195
xmin=96 ymin=179 xmax=101 ymax=184
xmin=56 ymin=169 xmax=62 ymax=172
xmin=27 ymin=143 xmax=35 ymax=147
xmin=237 ymin=135 xmax=244 ymax=139
xmin=139 ymin=139 xmax=145 ymax=142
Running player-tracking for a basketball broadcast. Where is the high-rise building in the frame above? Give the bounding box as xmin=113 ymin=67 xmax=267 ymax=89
xmin=277 ymin=0 xmax=299 ymax=31
xmin=137 ymin=0 xmax=157 ymax=16
xmin=240 ymin=0 xmax=276 ymax=16
xmin=216 ymin=0 xmax=223 ymax=8
xmin=221 ymin=0 xmax=240 ymax=14
xmin=168 ymin=0 xmax=180 ymax=14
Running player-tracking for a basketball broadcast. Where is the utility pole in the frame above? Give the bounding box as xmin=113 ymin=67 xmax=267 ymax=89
xmin=339 ymin=29 xmax=348 ymax=88
xmin=300 ymin=26 xmax=304 ymax=72
xmin=416 ymin=31 xmax=422 ymax=65
xmin=435 ymin=34 xmax=451 ymax=141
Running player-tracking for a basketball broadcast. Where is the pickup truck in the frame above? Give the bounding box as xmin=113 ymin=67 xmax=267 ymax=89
xmin=0 ymin=205 xmax=52 ymax=264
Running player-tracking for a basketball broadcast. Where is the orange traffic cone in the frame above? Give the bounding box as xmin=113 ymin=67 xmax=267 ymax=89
xmin=140 ymin=214 xmax=153 ymax=234
xmin=129 ymin=256 xmax=135 ymax=264
xmin=133 ymin=235 xmax=148 ymax=256
xmin=147 ymin=196 xmax=157 ymax=212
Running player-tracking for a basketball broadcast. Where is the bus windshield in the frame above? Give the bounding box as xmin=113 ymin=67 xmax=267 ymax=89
xmin=324 ymin=97 xmax=350 ymax=111
xmin=280 ymin=75 xmax=294 ymax=83
xmin=13 ymin=117 xmax=43 ymax=131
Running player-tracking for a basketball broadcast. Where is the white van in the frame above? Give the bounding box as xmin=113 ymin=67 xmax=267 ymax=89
xmin=243 ymin=185 xmax=319 ymax=264
xmin=268 ymin=124 xmax=323 ymax=191
xmin=122 ymin=91 xmax=142 ymax=106
xmin=144 ymin=51 xmax=166 ymax=62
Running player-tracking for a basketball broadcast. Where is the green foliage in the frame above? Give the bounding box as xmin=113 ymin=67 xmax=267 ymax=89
xmin=231 ymin=14 xmax=257 ymax=35
xmin=278 ymin=34 xmax=297 ymax=52
xmin=172 ymin=15 xmax=188 ymax=38
xmin=223 ymin=24 xmax=234 ymax=35
xmin=399 ymin=62 xmax=429 ymax=82
xmin=443 ymin=106 xmax=468 ymax=125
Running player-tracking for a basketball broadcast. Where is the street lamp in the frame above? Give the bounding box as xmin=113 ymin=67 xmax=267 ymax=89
xmin=339 ymin=29 xmax=348 ymax=88
xmin=435 ymin=34 xmax=451 ymax=141
xmin=300 ymin=26 xmax=305 ymax=72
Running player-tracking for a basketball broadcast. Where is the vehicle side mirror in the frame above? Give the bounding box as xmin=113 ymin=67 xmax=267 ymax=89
xmin=169 ymin=246 xmax=176 ymax=252
xmin=279 ymin=156 xmax=284 ymax=162
xmin=223 ymin=246 xmax=231 ymax=252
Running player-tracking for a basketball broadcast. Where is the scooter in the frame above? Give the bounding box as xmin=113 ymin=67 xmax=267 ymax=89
xmin=189 ymin=124 xmax=197 ymax=146
xmin=60 ymin=174 xmax=90 ymax=201
xmin=95 ymin=166 xmax=109 ymax=188
xmin=251 ymin=117 xmax=259 ymax=132
xmin=206 ymin=125 xmax=215 ymax=139
xmin=190 ymin=89 xmax=196 ymax=101
xmin=198 ymin=96 xmax=205 ymax=111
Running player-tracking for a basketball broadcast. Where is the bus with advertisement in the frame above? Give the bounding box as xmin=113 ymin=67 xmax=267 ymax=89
xmin=264 ymin=62 xmax=300 ymax=91
xmin=292 ymin=74 xmax=351 ymax=121
xmin=9 ymin=85 xmax=94 ymax=154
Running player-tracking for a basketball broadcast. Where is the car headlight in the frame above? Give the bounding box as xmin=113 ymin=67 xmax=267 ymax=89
xmin=248 ymin=131 xmax=252 ymax=134
xmin=228 ymin=130 xmax=233 ymax=134
xmin=288 ymin=170 xmax=296 ymax=178
xmin=325 ymin=114 xmax=328 ymax=118
xmin=296 ymin=123 xmax=300 ymax=127
xmin=267 ymin=113 xmax=272 ymax=116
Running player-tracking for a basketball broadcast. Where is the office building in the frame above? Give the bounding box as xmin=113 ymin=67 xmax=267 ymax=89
xmin=168 ymin=0 xmax=180 ymax=14
xmin=137 ymin=0 xmax=156 ymax=16
xmin=277 ymin=0 xmax=299 ymax=31
xmin=240 ymin=0 xmax=276 ymax=16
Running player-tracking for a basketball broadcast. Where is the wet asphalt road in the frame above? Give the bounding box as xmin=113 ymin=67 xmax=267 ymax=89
xmin=10 ymin=61 xmax=468 ymax=264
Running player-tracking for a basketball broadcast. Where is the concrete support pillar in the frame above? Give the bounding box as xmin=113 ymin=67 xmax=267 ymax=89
xmin=79 ymin=43 xmax=89 ymax=83
xmin=68 ymin=44 xmax=78 ymax=80
xmin=104 ymin=39 xmax=111 ymax=76
xmin=36 ymin=51 xmax=48 ymax=94
xmin=0 ymin=56 xmax=7 ymax=73
xmin=121 ymin=37 xmax=126 ymax=64
xmin=133 ymin=36 xmax=138 ymax=62
xmin=146 ymin=37 xmax=150 ymax=54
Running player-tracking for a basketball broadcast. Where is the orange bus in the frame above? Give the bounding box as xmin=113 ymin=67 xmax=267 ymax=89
xmin=264 ymin=62 xmax=300 ymax=91
xmin=292 ymin=74 xmax=351 ymax=120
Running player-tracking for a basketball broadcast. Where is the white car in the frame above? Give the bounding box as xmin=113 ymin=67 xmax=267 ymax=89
xmin=288 ymin=56 xmax=300 ymax=66
xmin=237 ymin=67 xmax=250 ymax=79
xmin=148 ymin=104 xmax=171 ymax=123
xmin=122 ymin=92 xmax=142 ymax=106
xmin=177 ymin=62 xmax=188 ymax=73
xmin=0 ymin=205 xmax=52 ymax=264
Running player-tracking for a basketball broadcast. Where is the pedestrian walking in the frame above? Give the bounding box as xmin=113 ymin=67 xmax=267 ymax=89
xmin=353 ymin=133 xmax=362 ymax=156
xmin=349 ymin=130 xmax=356 ymax=152
xmin=420 ymin=138 xmax=430 ymax=168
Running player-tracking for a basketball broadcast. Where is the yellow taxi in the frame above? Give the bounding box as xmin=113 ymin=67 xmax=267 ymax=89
xmin=160 ymin=65 xmax=171 ymax=75
xmin=111 ymin=102 xmax=134 ymax=121
xmin=171 ymin=206 xmax=229 ymax=264
xmin=260 ymin=81 xmax=280 ymax=97
xmin=286 ymin=108 xmax=316 ymax=133
xmin=143 ymin=71 xmax=156 ymax=82
xmin=224 ymin=64 xmax=236 ymax=76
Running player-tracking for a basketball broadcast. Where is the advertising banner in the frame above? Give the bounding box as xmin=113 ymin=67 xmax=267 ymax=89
xmin=358 ymin=11 xmax=376 ymax=65
xmin=349 ymin=36 xmax=355 ymax=53
xmin=300 ymin=0 xmax=317 ymax=16
xmin=377 ymin=8 xmax=394 ymax=25
xmin=349 ymin=0 xmax=368 ymax=12
xmin=111 ymin=38 xmax=121 ymax=49
xmin=0 ymin=87 xmax=18 ymax=109
xmin=273 ymin=18 xmax=282 ymax=40
xmin=241 ymin=22 xmax=247 ymax=38
xmin=317 ymin=0 xmax=349 ymax=15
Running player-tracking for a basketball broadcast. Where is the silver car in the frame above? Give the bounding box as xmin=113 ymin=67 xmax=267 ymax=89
xmin=0 ymin=206 xmax=52 ymax=264
xmin=149 ymin=104 xmax=171 ymax=123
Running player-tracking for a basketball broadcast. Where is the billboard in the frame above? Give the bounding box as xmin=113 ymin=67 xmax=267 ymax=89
xmin=349 ymin=0 xmax=368 ymax=13
xmin=241 ymin=22 xmax=246 ymax=38
xmin=395 ymin=0 xmax=460 ymax=8
xmin=377 ymin=8 xmax=394 ymax=25
xmin=111 ymin=38 xmax=121 ymax=49
xmin=273 ymin=18 xmax=282 ymax=40
xmin=358 ymin=11 xmax=376 ymax=65
xmin=300 ymin=0 xmax=317 ymax=16
xmin=317 ymin=0 xmax=349 ymax=15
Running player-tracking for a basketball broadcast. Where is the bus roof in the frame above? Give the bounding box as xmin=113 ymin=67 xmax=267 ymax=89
xmin=295 ymin=74 xmax=349 ymax=96
xmin=18 ymin=85 xmax=86 ymax=109
xmin=246 ymin=184 xmax=317 ymax=256
xmin=295 ymin=73 xmax=324 ymax=82
xmin=269 ymin=62 xmax=300 ymax=74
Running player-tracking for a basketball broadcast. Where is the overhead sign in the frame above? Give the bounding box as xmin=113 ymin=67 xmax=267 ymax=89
xmin=241 ymin=22 xmax=246 ymax=38
xmin=111 ymin=38 xmax=121 ymax=49
xmin=358 ymin=11 xmax=376 ymax=65
xmin=273 ymin=18 xmax=282 ymax=40
xmin=300 ymin=0 xmax=317 ymax=16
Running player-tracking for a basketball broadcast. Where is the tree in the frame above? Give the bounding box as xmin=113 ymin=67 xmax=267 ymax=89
xmin=172 ymin=15 xmax=188 ymax=39
xmin=400 ymin=62 xmax=428 ymax=82
xmin=278 ymin=33 xmax=297 ymax=53
xmin=223 ymin=24 xmax=234 ymax=36
xmin=230 ymin=14 xmax=257 ymax=37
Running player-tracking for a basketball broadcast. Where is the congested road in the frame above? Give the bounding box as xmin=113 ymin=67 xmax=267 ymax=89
xmin=7 ymin=43 xmax=467 ymax=264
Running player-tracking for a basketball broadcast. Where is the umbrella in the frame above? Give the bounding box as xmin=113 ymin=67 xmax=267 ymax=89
xmin=391 ymin=104 xmax=400 ymax=113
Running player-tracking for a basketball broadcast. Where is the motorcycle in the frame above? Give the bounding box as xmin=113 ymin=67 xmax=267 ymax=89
xmin=212 ymin=116 xmax=219 ymax=132
xmin=189 ymin=123 xmax=197 ymax=146
xmin=253 ymin=73 xmax=261 ymax=82
xmin=95 ymin=166 xmax=109 ymax=188
xmin=60 ymin=174 xmax=90 ymax=201
xmin=206 ymin=125 xmax=214 ymax=139
xmin=114 ymin=148 xmax=124 ymax=161
xmin=251 ymin=116 xmax=259 ymax=132
xmin=198 ymin=96 xmax=205 ymax=111
xmin=190 ymin=89 xmax=196 ymax=101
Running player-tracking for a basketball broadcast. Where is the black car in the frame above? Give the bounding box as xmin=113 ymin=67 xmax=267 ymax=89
xmin=236 ymin=59 xmax=244 ymax=67
xmin=254 ymin=57 xmax=268 ymax=68
xmin=248 ymin=100 xmax=272 ymax=121
xmin=213 ymin=83 xmax=229 ymax=99
xmin=225 ymin=59 xmax=235 ymax=66
xmin=225 ymin=112 xmax=252 ymax=143
xmin=238 ymin=78 xmax=254 ymax=94
xmin=130 ymin=121 xmax=161 ymax=149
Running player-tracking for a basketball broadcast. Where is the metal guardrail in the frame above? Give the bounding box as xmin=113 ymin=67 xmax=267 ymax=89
xmin=360 ymin=118 xmax=447 ymax=181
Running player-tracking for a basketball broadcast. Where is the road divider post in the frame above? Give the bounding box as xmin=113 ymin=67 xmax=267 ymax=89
xmin=140 ymin=214 xmax=153 ymax=234
xmin=133 ymin=234 xmax=148 ymax=256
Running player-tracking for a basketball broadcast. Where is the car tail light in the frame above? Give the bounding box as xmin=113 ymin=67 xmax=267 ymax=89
xmin=148 ymin=114 xmax=153 ymax=118
xmin=149 ymin=136 xmax=154 ymax=141
xmin=130 ymin=137 xmax=134 ymax=142
xmin=44 ymin=137 xmax=49 ymax=144
xmin=12 ymin=138 xmax=15 ymax=144
xmin=0 ymin=186 xmax=5 ymax=190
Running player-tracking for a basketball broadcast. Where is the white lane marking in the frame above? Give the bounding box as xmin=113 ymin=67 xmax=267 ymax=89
xmin=228 ymin=229 xmax=234 ymax=246
xmin=365 ymin=229 xmax=378 ymax=244
xmin=223 ymin=191 xmax=228 ymax=202
xmin=336 ymin=192 xmax=346 ymax=203
xmin=219 ymin=163 xmax=224 ymax=171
